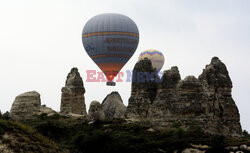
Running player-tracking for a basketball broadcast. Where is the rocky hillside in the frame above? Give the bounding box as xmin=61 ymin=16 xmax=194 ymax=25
xmin=0 ymin=117 xmax=67 ymax=153
xmin=1 ymin=113 xmax=250 ymax=153
xmin=126 ymin=57 xmax=242 ymax=137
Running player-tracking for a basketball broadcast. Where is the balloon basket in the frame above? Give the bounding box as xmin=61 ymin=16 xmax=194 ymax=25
xmin=106 ymin=82 xmax=116 ymax=86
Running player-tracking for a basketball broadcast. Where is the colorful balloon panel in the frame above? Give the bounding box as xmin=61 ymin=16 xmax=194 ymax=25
xmin=138 ymin=49 xmax=165 ymax=72
xmin=82 ymin=13 xmax=139 ymax=81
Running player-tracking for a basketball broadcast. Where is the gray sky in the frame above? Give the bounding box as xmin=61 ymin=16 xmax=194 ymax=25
xmin=0 ymin=0 xmax=249 ymax=131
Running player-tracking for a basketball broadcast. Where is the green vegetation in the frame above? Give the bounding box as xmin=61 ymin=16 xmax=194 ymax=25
xmin=206 ymin=135 xmax=227 ymax=153
xmin=2 ymin=111 xmax=11 ymax=120
xmin=0 ymin=113 xmax=249 ymax=152
xmin=0 ymin=117 xmax=64 ymax=153
xmin=22 ymin=114 xmax=231 ymax=153
xmin=243 ymin=130 xmax=250 ymax=139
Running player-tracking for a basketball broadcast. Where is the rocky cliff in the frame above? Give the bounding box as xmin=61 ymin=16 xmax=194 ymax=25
xmin=126 ymin=57 xmax=242 ymax=137
xmin=60 ymin=68 xmax=87 ymax=115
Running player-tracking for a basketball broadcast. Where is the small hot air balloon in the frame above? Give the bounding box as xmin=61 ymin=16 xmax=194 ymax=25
xmin=82 ymin=13 xmax=139 ymax=86
xmin=138 ymin=49 xmax=165 ymax=72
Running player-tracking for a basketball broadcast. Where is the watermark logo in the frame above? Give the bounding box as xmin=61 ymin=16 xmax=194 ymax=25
xmin=86 ymin=70 xmax=163 ymax=83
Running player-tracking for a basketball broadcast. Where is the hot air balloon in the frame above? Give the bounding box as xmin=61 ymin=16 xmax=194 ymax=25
xmin=82 ymin=13 xmax=139 ymax=86
xmin=138 ymin=49 xmax=165 ymax=72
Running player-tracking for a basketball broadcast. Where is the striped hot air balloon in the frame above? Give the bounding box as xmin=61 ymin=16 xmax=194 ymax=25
xmin=82 ymin=13 xmax=139 ymax=86
xmin=138 ymin=49 xmax=165 ymax=72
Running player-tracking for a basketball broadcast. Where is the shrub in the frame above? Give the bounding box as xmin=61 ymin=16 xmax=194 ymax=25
xmin=176 ymin=127 xmax=185 ymax=138
xmin=38 ymin=113 xmax=48 ymax=120
xmin=0 ymin=126 xmax=4 ymax=136
xmin=187 ymin=124 xmax=203 ymax=137
xmin=243 ymin=130 xmax=250 ymax=139
xmin=70 ymin=130 xmax=113 ymax=153
xmin=34 ymin=120 xmax=66 ymax=140
xmin=207 ymin=134 xmax=228 ymax=153
xmin=2 ymin=111 xmax=10 ymax=120
xmin=172 ymin=121 xmax=182 ymax=128
xmin=49 ymin=113 xmax=61 ymax=120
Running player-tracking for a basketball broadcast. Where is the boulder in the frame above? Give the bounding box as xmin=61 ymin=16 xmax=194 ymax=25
xmin=0 ymin=142 xmax=14 ymax=153
xmin=102 ymin=92 xmax=126 ymax=119
xmin=63 ymin=113 xmax=87 ymax=120
xmin=10 ymin=91 xmax=41 ymax=120
xmin=88 ymin=101 xmax=105 ymax=121
xmin=182 ymin=148 xmax=205 ymax=153
xmin=239 ymin=144 xmax=247 ymax=150
xmin=38 ymin=105 xmax=57 ymax=116
xmin=10 ymin=91 xmax=58 ymax=120
xmin=60 ymin=68 xmax=87 ymax=115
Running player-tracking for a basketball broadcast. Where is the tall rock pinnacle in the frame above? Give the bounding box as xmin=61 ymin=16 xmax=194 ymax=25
xmin=125 ymin=58 xmax=159 ymax=120
xmin=198 ymin=57 xmax=241 ymax=136
xmin=60 ymin=68 xmax=87 ymax=115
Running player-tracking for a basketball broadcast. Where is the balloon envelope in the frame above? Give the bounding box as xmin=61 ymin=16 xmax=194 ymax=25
xmin=82 ymin=13 xmax=139 ymax=81
xmin=138 ymin=49 xmax=165 ymax=72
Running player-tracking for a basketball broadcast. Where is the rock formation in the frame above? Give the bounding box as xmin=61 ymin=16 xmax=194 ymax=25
xmin=125 ymin=58 xmax=158 ymax=120
xmin=198 ymin=57 xmax=242 ymax=136
xmin=38 ymin=105 xmax=57 ymax=116
xmin=60 ymin=68 xmax=87 ymax=115
xmin=88 ymin=101 xmax=105 ymax=121
xmin=10 ymin=91 xmax=41 ymax=120
xmin=102 ymin=92 xmax=126 ymax=119
xmin=10 ymin=91 xmax=56 ymax=120
xmin=126 ymin=57 xmax=242 ymax=136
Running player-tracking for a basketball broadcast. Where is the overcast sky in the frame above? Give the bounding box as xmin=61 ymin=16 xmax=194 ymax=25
xmin=0 ymin=0 xmax=249 ymax=131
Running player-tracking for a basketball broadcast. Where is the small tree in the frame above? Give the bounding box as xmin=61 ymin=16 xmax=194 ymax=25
xmin=0 ymin=110 xmax=2 ymax=118
xmin=243 ymin=130 xmax=250 ymax=138
xmin=2 ymin=111 xmax=10 ymax=120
